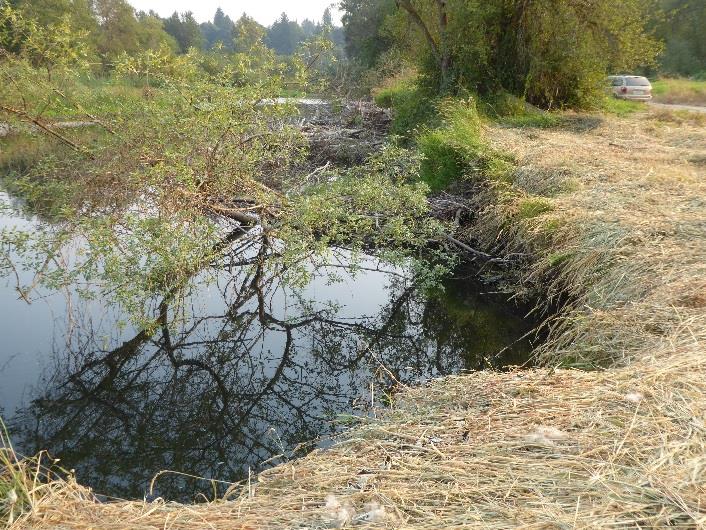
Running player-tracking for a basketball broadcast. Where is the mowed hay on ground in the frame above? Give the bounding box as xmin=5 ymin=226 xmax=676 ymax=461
xmin=486 ymin=108 xmax=705 ymax=369
xmin=7 ymin=108 xmax=706 ymax=529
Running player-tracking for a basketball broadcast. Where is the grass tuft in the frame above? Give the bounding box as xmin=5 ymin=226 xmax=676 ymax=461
xmin=652 ymin=77 xmax=706 ymax=106
xmin=1 ymin=419 xmax=35 ymax=526
xmin=373 ymin=81 xmax=438 ymax=138
xmin=417 ymin=99 xmax=513 ymax=191
xmin=479 ymin=91 xmax=563 ymax=128
xmin=601 ymin=97 xmax=644 ymax=116
xmin=515 ymin=197 xmax=553 ymax=219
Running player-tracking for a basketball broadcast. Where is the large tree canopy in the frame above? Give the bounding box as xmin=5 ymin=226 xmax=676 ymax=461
xmin=343 ymin=0 xmax=662 ymax=107
xmin=656 ymin=0 xmax=706 ymax=76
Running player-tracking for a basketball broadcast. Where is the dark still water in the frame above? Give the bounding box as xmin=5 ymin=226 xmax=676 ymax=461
xmin=0 ymin=190 xmax=538 ymax=502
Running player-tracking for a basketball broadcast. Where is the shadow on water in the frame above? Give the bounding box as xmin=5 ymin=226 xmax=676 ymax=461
xmin=0 ymin=190 xmax=539 ymax=502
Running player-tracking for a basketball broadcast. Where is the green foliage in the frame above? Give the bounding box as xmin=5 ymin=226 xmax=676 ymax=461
xmin=374 ymin=80 xmax=438 ymax=137
xmin=233 ymin=14 xmax=266 ymax=54
xmin=547 ymin=250 xmax=574 ymax=267
xmin=3 ymin=0 xmax=177 ymax=69
xmin=200 ymin=7 xmax=235 ymax=51
xmin=93 ymin=0 xmax=142 ymax=59
xmin=601 ymin=97 xmax=644 ymax=116
xmin=479 ymin=92 xmax=562 ymax=128
xmin=656 ymin=0 xmax=706 ymax=76
xmin=266 ymin=12 xmax=305 ymax=56
xmin=516 ymin=197 xmax=554 ymax=219
xmin=0 ymin=50 xmax=450 ymax=327
xmin=162 ymin=11 xmax=204 ymax=54
xmin=281 ymin=146 xmax=443 ymax=269
xmin=340 ymin=0 xmax=396 ymax=68
xmin=418 ymin=99 xmax=512 ymax=191
xmin=0 ymin=4 xmax=89 ymax=79
xmin=344 ymin=0 xmax=662 ymax=108
xmin=292 ymin=26 xmax=339 ymax=93
xmin=0 ymin=420 xmax=30 ymax=526
xmin=418 ymin=130 xmax=464 ymax=191
xmin=651 ymin=77 xmax=706 ymax=105
xmin=135 ymin=12 xmax=178 ymax=53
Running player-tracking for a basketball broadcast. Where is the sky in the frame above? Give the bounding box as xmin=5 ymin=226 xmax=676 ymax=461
xmin=127 ymin=0 xmax=343 ymax=25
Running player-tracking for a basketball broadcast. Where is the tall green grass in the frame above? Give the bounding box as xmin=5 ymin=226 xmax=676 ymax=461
xmin=374 ymin=81 xmax=439 ymax=138
xmin=417 ymin=99 xmax=513 ymax=191
xmin=478 ymin=91 xmax=562 ymax=128
xmin=652 ymin=78 xmax=706 ymax=105
xmin=601 ymin=97 xmax=644 ymax=116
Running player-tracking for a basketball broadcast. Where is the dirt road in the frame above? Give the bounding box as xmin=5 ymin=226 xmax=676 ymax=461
xmin=650 ymin=101 xmax=706 ymax=113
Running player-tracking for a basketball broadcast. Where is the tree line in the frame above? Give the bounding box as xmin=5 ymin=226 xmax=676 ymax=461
xmin=341 ymin=0 xmax=705 ymax=107
xmin=2 ymin=0 xmax=344 ymax=67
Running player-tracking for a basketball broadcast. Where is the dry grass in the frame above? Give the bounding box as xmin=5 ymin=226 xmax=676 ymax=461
xmin=652 ymin=78 xmax=706 ymax=106
xmin=483 ymin=108 xmax=706 ymax=368
xmin=4 ymin=107 xmax=706 ymax=529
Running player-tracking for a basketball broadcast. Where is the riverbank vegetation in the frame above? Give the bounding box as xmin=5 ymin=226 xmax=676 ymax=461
xmin=4 ymin=106 xmax=704 ymax=530
xmin=2 ymin=0 xmax=706 ymax=528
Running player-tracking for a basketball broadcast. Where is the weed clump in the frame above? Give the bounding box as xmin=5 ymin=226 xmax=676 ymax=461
xmin=374 ymin=81 xmax=439 ymax=138
xmin=515 ymin=197 xmax=553 ymax=219
xmin=417 ymin=99 xmax=513 ymax=191
xmin=479 ymin=91 xmax=562 ymax=128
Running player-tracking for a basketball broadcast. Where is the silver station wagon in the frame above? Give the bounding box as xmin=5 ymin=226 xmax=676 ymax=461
xmin=608 ymin=75 xmax=653 ymax=101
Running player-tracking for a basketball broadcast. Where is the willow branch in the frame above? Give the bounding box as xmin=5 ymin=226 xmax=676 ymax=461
xmin=0 ymin=104 xmax=93 ymax=158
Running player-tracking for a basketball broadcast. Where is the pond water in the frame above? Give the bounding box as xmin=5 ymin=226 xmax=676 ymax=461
xmin=0 ymin=189 xmax=538 ymax=502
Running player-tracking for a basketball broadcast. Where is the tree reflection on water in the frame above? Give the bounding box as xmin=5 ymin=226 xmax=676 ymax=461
xmin=8 ymin=233 xmax=534 ymax=502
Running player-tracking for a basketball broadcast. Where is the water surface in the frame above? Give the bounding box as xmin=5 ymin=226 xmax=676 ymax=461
xmin=0 ymin=190 xmax=537 ymax=501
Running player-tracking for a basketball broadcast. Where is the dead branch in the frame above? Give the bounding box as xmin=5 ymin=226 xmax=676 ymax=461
xmin=0 ymin=104 xmax=93 ymax=158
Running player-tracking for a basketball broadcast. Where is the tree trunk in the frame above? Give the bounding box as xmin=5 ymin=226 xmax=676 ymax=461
xmin=396 ymin=0 xmax=452 ymax=89
xmin=436 ymin=0 xmax=451 ymax=88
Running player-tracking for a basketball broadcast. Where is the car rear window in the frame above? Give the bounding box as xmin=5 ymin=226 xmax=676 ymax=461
xmin=626 ymin=77 xmax=650 ymax=87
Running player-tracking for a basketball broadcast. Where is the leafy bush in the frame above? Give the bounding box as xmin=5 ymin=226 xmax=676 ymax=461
xmin=418 ymin=99 xmax=512 ymax=191
xmin=374 ymin=80 xmax=438 ymax=137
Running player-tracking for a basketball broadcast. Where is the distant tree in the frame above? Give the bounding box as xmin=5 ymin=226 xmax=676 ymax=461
xmin=163 ymin=11 xmax=204 ymax=53
xmin=657 ymin=0 xmax=706 ymax=75
xmin=0 ymin=4 xmax=89 ymax=79
xmin=12 ymin=0 xmax=98 ymax=55
xmin=136 ymin=11 xmax=178 ymax=52
xmin=233 ymin=13 xmax=265 ymax=53
xmin=300 ymin=18 xmax=318 ymax=40
xmin=15 ymin=0 xmax=96 ymax=35
xmin=265 ymin=12 xmax=304 ymax=55
xmin=201 ymin=7 xmax=235 ymax=50
xmin=365 ymin=0 xmax=661 ymax=106
xmin=340 ymin=0 xmax=396 ymax=66
xmin=322 ymin=7 xmax=333 ymax=28
xmin=92 ymin=0 xmax=144 ymax=60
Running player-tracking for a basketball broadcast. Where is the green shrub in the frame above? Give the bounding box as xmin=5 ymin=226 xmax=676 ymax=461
xmin=374 ymin=81 xmax=438 ymax=137
xmin=417 ymin=130 xmax=464 ymax=191
xmin=418 ymin=99 xmax=513 ymax=191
